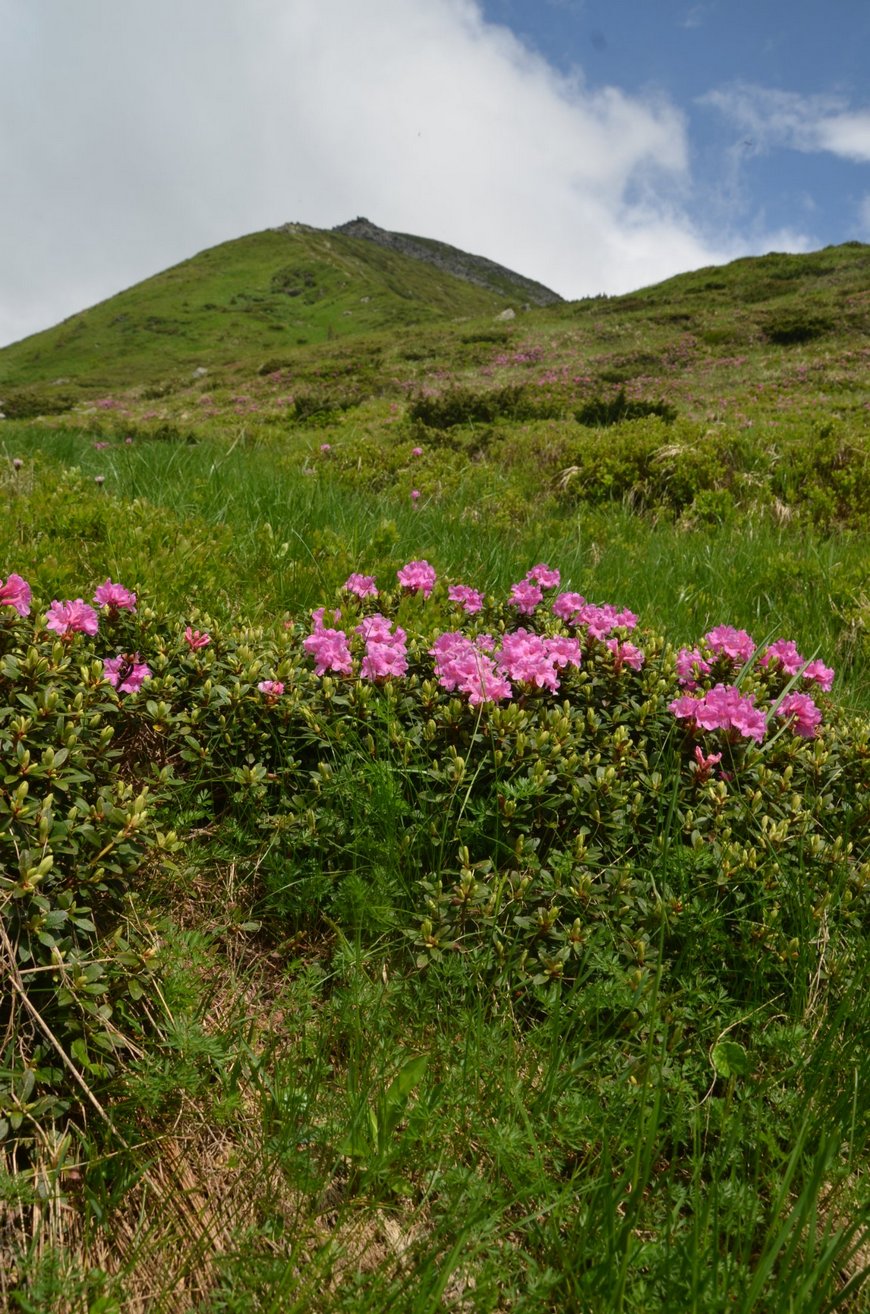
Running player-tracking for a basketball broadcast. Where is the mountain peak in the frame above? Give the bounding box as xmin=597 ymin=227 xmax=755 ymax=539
xmin=332 ymin=218 xmax=562 ymax=307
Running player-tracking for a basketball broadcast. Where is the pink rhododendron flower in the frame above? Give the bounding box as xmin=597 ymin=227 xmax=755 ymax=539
xmin=93 ymin=579 xmax=137 ymax=613
xmin=397 ymin=560 xmax=436 ymax=598
xmin=693 ymin=746 xmax=723 ymax=780
xmin=344 ymin=573 xmax=379 ymax=599
xmin=676 ymin=646 xmax=711 ymax=688
xmin=0 ymin=573 xmax=32 ymax=617
xmin=614 ymin=609 xmax=639 ymax=631
xmin=509 ymin=579 xmax=543 ymax=615
xmin=775 ymin=692 xmax=822 ymax=738
xmin=545 ymin=635 xmax=582 ymax=669
xmin=103 ymin=653 xmax=151 ymax=693
xmin=552 ymin=595 xmax=636 ymax=640
xmin=705 ymin=625 xmax=756 ymax=664
xmin=258 ymin=680 xmax=285 ymax=703
xmin=430 ymin=632 xmax=512 ymax=705
xmin=670 ymin=683 xmax=766 ymax=742
xmin=358 ymin=614 xmax=408 ymax=680
xmin=310 ymin=606 xmax=342 ymax=629
xmin=45 ymin=599 xmax=99 ymax=638
xmin=526 ymin=563 xmax=561 ymax=590
xmin=498 ymin=629 xmax=559 ymax=692
xmin=552 ymin=592 xmax=586 ymax=623
xmin=303 ymin=625 xmax=353 ymax=675
xmin=759 ymin=638 xmax=804 ymax=675
xmin=606 ymin=638 xmax=645 ymax=671
xmin=448 ymin=584 xmax=484 ymax=614
xmin=802 ymin=659 xmax=834 ymax=691
xmin=184 ymin=627 xmax=211 ymax=650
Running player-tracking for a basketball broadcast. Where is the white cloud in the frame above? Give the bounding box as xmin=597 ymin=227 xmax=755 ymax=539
xmin=0 ymin=0 xmax=784 ymax=347
xmin=701 ymin=83 xmax=870 ymax=162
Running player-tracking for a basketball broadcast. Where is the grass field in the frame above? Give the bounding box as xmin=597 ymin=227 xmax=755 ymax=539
xmin=0 ymin=238 xmax=868 ymax=1312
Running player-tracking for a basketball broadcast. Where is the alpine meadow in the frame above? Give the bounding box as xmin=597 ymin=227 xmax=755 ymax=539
xmin=0 ymin=219 xmax=868 ymax=1313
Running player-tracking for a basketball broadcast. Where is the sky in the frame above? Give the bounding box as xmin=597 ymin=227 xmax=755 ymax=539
xmin=1 ymin=0 xmax=869 ymax=348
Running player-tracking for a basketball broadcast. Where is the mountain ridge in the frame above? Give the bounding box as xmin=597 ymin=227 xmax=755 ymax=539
xmin=330 ymin=217 xmax=563 ymax=307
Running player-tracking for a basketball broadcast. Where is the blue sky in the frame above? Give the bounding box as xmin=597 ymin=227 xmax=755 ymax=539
xmin=483 ymin=0 xmax=870 ymax=248
xmin=1 ymin=0 xmax=868 ymax=347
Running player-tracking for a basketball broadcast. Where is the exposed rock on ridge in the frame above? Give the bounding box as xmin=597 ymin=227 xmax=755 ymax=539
xmin=332 ymin=217 xmax=563 ymax=308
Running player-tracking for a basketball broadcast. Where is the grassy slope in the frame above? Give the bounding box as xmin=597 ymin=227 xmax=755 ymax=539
xmin=0 ymin=225 xmax=514 ymax=391
xmin=1 ymin=237 xmax=869 ymax=1313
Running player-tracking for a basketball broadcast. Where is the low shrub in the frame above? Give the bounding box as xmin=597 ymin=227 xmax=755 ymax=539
xmin=575 ymin=388 xmax=677 ymax=427
xmin=2 ymin=560 xmax=866 ymax=1145
xmin=408 ymin=385 xmax=560 ymax=428
xmin=0 ymin=595 xmax=175 ymax=1141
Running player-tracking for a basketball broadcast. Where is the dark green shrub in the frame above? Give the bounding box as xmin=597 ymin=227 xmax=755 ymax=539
xmin=762 ymin=311 xmax=834 ymax=345
xmin=1 ymin=389 xmax=77 ymax=419
xmin=0 ymin=610 xmax=174 ymax=1141
xmin=575 ymin=389 xmax=677 ymax=427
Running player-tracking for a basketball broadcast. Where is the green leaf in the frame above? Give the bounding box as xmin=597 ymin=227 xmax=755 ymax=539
xmin=711 ymin=1039 xmax=751 ymax=1078
xmin=385 ymin=1054 xmax=428 ymax=1108
xmin=70 ymin=1038 xmax=89 ymax=1068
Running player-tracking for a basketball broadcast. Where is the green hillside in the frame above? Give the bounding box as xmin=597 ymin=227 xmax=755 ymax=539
xmin=0 ymin=222 xmax=530 ymax=396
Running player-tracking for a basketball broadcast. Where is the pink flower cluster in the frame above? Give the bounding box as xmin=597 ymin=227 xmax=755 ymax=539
xmin=509 ymin=580 xmax=543 ymax=615
xmin=552 ymin=593 xmax=638 ymax=639
xmin=498 ymin=629 xmax=581 ymax=693
xmin=670 ymin=684 xmax=767 ymax=742
xmin=677 ymin=629 xmax=834 ymax=694
xmin=448 ymin=584 xmax=484 ymax=615
xmin=397 ymin=560 xmax=437 ymax=598
xmin=258 ymin=679 xmax=285 ymax=703
xmin=507 ymin=564 xmax=561 ymax=616
xmin=356 ymin=613 xmax=408 ymax=680
xmin=706 ymin=625 xmax=756 ymax=664
xmin=94 ymin=579 xmax=137 ymax=613
xmin=103 ymin=653 xmax=151 ymax=693
xmin=344 ymin=573 xmax=379 ymax=599
xmin=430 ymin=629 xmax=581 ymax=704
xmin=607 ymin=638 xmax=645 ymax=671
xmin=430 ymin=633 xmax=512 ymax=705
xmin=46 ymin=599 xmax=99 ymax=638
xmin=526 ymin=563 xmax=561 ymax=590
xmin=759 ymin=639 xmax=834 ymax=691
xmin=0 ymin=573 xmax=32 ymax=617
xmin=184 ymin=627 xmax=211 ymax=650
xmin=775 ymin=692 xmax=822 ymax=738
xmin=303 ymin=607 xmax=352 ymax=676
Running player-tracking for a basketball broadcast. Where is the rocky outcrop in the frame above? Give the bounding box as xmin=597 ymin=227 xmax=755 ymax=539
xmin=332 ymin=218 xmax=562 ymax=307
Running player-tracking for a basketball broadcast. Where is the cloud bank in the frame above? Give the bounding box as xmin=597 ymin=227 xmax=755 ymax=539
xmin=702 ymin=83 xmax=870 ymax=163
xmin=0 ymin=0 xmax=793 ymax=347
